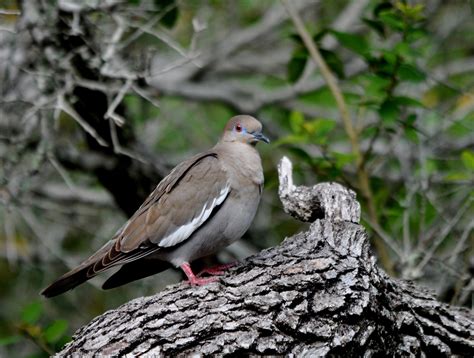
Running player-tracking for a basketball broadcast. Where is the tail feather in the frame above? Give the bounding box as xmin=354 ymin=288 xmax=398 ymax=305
xmin=41 ymin=240 xmax=166 ymax=297
xmin=41 ymin=265 xmax=93 ymax=298
xmin=41 ymin=240 xmax=116 ymax=298
xmin=102 ymin=259 xmax=171 ymax=290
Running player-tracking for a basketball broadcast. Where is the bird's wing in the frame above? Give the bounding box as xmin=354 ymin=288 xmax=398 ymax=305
xmin=88 ymin=151 xmax=231 ymax=275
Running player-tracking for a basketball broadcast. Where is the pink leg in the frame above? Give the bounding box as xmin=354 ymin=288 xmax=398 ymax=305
xmin=197 ymin=262 xmax=238 ymax=277
xmin=180 ymin=262 xmax=218 ymax=286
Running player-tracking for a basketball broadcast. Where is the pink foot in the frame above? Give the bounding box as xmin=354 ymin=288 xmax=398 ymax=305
xmin=188 ymin=276 xmax=219 ymax=286
xmin=198 ymin=262 xmax=237 ymax=277
xmin=180 ymin=262 xmax=219 ymax=286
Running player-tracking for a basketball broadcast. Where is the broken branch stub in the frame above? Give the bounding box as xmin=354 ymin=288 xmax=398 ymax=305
xmin=278 ymin=156 xmax=360 ymax=223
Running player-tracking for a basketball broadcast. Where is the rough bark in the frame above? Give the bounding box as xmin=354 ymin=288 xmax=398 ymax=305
xmin=278 ymin=156 xmax=360 ymax=223
xmin=57 ymin=158 xmax=473 ymax=357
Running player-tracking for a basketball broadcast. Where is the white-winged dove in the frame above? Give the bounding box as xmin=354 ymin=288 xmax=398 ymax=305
xmin=42 ymin=115 xmax=269 ymax=297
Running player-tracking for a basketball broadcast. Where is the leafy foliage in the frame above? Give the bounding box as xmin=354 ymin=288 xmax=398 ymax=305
xmin=1 ymin=301 xmax=70 ymax=357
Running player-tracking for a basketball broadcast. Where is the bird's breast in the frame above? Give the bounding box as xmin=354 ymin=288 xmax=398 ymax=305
xmin=221 ymin=145 xmax=264 ymax=188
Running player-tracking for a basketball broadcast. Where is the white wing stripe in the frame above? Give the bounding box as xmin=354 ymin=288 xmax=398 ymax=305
xmin=159 ymin=184 xmax=230 ymax=248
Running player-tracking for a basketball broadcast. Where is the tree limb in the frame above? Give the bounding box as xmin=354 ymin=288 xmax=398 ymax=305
xmin=56 ymin=157 xmax=474 ymax=357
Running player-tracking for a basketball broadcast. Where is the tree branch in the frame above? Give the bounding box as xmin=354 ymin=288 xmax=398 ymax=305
xmin=56 ymin=157 xmax=474 ymax=357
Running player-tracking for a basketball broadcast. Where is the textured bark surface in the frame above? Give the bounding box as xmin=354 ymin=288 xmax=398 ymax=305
xmin=278 ymin=156 xmax=361 ymax=223
xmin=57 ymin=158 xmax=473 ymax=357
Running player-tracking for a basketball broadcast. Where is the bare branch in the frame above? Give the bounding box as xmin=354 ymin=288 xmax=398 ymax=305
xmin=104 ymin=78 xmax=132 ymax=126
xmin=415 ymin=197 xmax=473 ymax=275
xmin=0 ymin=9 xmax=21 ymax=15
xmin=57 ymin=94 xmax=109 ymax=147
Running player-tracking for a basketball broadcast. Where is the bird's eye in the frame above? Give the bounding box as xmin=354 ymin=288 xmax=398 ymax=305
xmin=235 ymin=123 xmax=242 ymax=132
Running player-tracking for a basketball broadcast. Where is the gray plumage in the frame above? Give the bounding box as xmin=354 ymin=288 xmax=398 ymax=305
xmin=42 ymin=115 xmax=269 ymax=297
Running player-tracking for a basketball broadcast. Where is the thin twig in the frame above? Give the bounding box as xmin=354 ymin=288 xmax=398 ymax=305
xmin=415 ymin=197 xmax=473 ymax=273
xmin=448 ymin=221 xmax=474 ymax=265
xmin=147 ymin=54 xmax=201 ymax=78
xmin=105 ymin=78 xmax=132 ymax=126
xmin=132 ymin=84 xmax=160 ymax=108
xmin=402 ymin=186 xmax=417 ymax=256
xmin=103 ymin=14 xmax=126 ymax=62
xmin=57 ymin=94 xmax=109 ymax=147
xmin=119 ymin=2 xmax=179 ymax=50
xmin=0 ymin=9 xmax=21 ymax=15
xmin=48 ymin=155 xmax=76 ymax=192
xmin=108 ymin=118 xmax=148 ymax=164
xmin=363 ymin=214 xmax=403 ymax=258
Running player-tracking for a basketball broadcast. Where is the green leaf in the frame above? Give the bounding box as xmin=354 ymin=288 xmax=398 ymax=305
xmin=398 ymin=64 xmax=426 ymax=82
xmin=461 ymin=150 xmax=474 ymax=171
xmin=373 ymin=2 xmax=394 ymax=17
xmin=305 ymin=118 xmax=336 ymax=144
xmin=311 ymin=157 xmax=333 ymax=170
xmin=379 ymin=99 xmax=400 ymax=123
xmin=289 ymin=111 xmax=305 ymax=134
xmin=445 ymin=172 xmax=471 ymax=181
xmin=0 ymin=335 xmax=21 ymax=346
xmin=394 ymin=42 xmax=413 ymax=58
xmin=330 ymin=30 xmax=370 ymax=58
xmin=392 ymin=96 xmax=424 ymax=107
xmin=21 ymin=302 xmax=43 ymax=324
xmin=368 ymin=56 xmax=395 ymax=78
xmin=363 ymin=18 xmax=385 ymax=37
xmin=273 ymin=134 xmax=308 ymax=146
xmin=44 ymin=320 xmax=68 ymax=343
xmin=405 ymin=113 xmax=417 ymax=125
xmin=447 ymin=113 xmax=474 ymax=137
xmin=332 ymin=152 xmax=356 ymax=169
xmin=287 ymin=48 xmax=308 ymax=83
xmin=424 ymin=159 xmax=438 ymax=175
xmin=154 ymin=0 xmax=179 ymax=28
xmin=406 ymin=27 xmax=427 ymax=42
xmin=378 ymin=11 xmax=405 ymax=31
xmin=405 ymin=126 xmax=419 ymax=143
xmin=320 ymin=49 xmax=345 ymax=78
xmin=396 ymin=3 xmax=425 ymax=21
xmin=300 ymin=87 xmax=337 ymax=108
xmin=357 ymin=74 xmax=391 ymax=100
xmin=381 ymin=50 xmax=397 ymax=66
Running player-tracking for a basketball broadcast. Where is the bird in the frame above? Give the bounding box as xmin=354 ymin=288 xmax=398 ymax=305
xmin=41 ymin=115 xmax=269 ymax=297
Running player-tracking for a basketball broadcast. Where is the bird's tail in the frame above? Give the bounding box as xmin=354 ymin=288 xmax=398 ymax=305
xmin=41 ymin=240 xmax=116 ymax=298
xmin=41 ymin=265 xmax=94 ymax=298
xmin=102 ymin=258 xmax=171 ymax=290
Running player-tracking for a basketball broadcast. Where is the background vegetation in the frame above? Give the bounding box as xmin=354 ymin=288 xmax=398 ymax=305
xmin=0 ymin=0 xmax=472 ymax=356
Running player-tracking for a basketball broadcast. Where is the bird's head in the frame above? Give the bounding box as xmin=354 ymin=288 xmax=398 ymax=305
xmin=222 ymin=115 xmax=270 ymax=146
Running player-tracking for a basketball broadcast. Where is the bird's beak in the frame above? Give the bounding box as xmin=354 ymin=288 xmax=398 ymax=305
xmin=252 ymin=132 xmax=270 ymax=144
